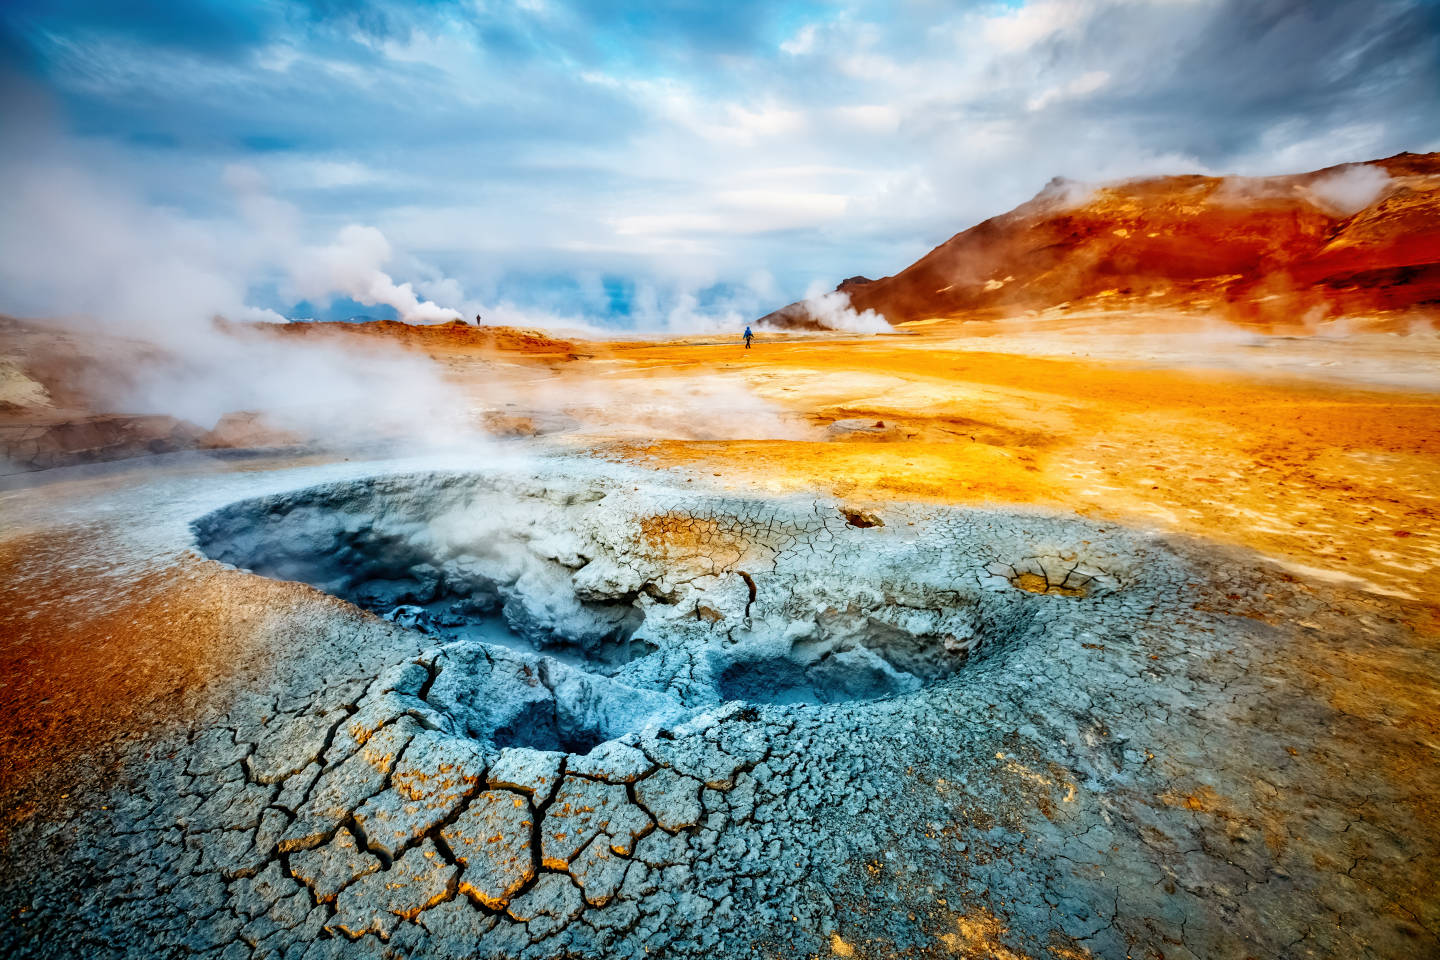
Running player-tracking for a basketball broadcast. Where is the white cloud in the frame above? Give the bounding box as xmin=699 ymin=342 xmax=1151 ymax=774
xmin=781 ymin=24 xmax=818 ymax=55
xmin=612 ymin=191 xmax=847 ymax=239
xmin=1027 ymin=70 xmax=1111 ymax=111
xmin=296 ymin=160 xmax=385 ymax=189
xmin=6 ymin=0 xmax=1434 ymax=336
xmin=980 ymin=0 xmax=1095 ymax=52
xmin=1236 ymin=120 xmax=1392 ymax=177
xmin=831 ymin=104 xmax=901 ymax=133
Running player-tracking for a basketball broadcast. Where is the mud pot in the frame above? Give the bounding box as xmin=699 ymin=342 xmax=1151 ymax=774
xmin=1 ymin=460 xmax=1436 ymax=959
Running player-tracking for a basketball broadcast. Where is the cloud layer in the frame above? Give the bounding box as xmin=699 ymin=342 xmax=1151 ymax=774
xmin=1 ymin=0 xmax=1437 ymax=331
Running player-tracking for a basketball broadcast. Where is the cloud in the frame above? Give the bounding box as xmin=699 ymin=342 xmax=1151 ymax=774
xmin=780 ymin=24 xmax=818 ymax=56
xmin=0 ymin=0 xmax=1436 ymax=332
xmin=612 ymin=190 xmax=848 ymax=239
xmin=980 ymin=0 xmax=1097 ymax=53
xmin=1027 ymin=71 xmax=1111 ymax=112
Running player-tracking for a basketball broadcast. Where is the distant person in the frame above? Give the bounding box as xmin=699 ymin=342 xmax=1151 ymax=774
xmin=743 ymin=325 xmax=754 ymax=349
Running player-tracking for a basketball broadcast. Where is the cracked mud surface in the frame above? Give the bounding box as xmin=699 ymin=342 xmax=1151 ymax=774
xmin=1 ymin=458 xmax=1438 ymax=959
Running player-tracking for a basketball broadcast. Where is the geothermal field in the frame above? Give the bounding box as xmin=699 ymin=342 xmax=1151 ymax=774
xmin=3 ymin=1 xmax=1440 ymax=955
xmin=2 ymin=148 xmax=1439 ymax=960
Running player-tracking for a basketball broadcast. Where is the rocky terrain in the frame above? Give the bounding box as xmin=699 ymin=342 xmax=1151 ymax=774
xmin=762 ymin=152 xmax=1440 ymax=329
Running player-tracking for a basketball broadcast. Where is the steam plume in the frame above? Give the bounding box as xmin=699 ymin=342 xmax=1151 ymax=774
xmin=292 ymin=225 xmax=462 ymax=324
xmin=1306 ymin=164 xmax=1392 ymax=216
xmin=0 ymin=130 xmax=480 ymax=449
xmin=794 ymin=285 xmax=888 ymax=333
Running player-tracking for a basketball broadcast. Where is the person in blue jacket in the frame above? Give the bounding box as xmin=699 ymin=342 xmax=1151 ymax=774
xmin=743 ymin=325 xmax=754 ymax=349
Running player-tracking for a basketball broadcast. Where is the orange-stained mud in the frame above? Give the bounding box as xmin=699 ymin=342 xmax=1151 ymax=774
xmin=564 ymin=330 xmax=1440 ymax=604
xmin=256 ymin=314 xmax=1440 ymax=602
xmin=3 ymin=314 xmax=1439 ymax=839
xmin=0 ymin=529 xmax=268 ymax=828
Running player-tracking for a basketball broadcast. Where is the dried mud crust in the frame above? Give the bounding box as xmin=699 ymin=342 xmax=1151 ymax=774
xmin=1 ymin=467 xmax=1437 ymax=960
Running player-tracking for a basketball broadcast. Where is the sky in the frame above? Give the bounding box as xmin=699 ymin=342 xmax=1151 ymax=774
xmin=1 ymin=0 xmax=1437 ymax=333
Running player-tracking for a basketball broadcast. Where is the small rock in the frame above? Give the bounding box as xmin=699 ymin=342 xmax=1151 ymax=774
xmin=825 ymin=418 xmax=900 ymax=440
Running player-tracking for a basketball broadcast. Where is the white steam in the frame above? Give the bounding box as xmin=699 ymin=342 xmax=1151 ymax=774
xmin=0 ymin=132 xmax=481 ymax=449
xmin=114 ymin=327 xmax=474 ymax=445
xmin=0 ymin=148 xmax=465 ymax=335
xmin=1306 ymin=164 xmax=1391 ymax=216
xmin=292 ymin=225 xmax=462 ymax=324
xmin=1033 ymin=175 xmax=1097 ymax=210
xmin=794 ymin=285 xmax=889 ymax=334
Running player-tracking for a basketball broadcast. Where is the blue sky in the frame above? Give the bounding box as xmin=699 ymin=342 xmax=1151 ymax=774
xmin=1 ymin=0 xmax=1437 ymax=332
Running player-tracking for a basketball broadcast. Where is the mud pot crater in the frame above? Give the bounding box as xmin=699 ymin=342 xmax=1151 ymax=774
xmin=170 ymin=468 xmax=1152 ymax=952
xmin=193 ymin=471 xmax=1131 ymax=730
xmin=6 ymin=464 xmax=1202 ymax=960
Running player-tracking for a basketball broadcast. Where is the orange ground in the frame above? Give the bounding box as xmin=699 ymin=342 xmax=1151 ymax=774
xmin=511 ymin=323 xmax=1440 ymax=605
xmin=0 ymin=526 xmax=283 ymax=823
xmin=4 ymin=314 xmax=1438 ymax=836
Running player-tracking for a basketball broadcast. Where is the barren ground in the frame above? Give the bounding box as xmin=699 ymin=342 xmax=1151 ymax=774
xmin=463 ymin=313 xmax=1440 ymax=602
xmin=1 ymin=313 xmax=1437 ymax=960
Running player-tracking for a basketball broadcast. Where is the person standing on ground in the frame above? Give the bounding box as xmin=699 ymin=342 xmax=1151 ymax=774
xmin=743 ymin=325 xmax=754 ymax=349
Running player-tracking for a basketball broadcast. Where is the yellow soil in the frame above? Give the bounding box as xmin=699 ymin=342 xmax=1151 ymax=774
xmin=567 ymin=332 xmax=1440 ymax=604
xmin=4 ymin=317 xmax=1438 ymax=829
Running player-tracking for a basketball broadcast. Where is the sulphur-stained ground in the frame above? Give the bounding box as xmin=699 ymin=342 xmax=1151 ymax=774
xmin=0 ymin=319 xmax=1438 ymax=960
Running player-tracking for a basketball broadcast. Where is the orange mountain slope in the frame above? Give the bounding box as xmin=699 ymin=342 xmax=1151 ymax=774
xmin=762 ymin=152 xmax=1440 ymax=328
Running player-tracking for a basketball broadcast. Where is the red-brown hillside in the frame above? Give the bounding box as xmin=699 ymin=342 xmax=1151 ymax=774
xmin=762 ymin=152 xmax=1440 ymax=328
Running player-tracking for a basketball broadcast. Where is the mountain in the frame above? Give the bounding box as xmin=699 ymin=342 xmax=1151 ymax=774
xmin=761 ymin=152 xmax=1440 ymax=329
